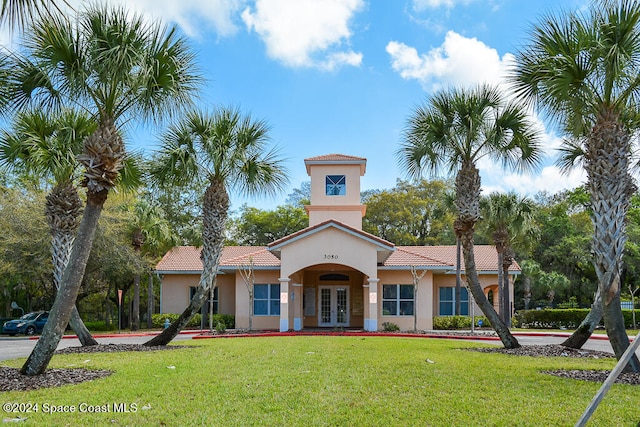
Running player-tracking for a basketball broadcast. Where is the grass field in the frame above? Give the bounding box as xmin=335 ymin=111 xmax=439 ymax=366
xmin=1 ymin=336 xmax=638 ymax=426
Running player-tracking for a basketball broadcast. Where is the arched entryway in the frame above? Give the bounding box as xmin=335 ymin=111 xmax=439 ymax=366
xmin=295 ymin=266 xmax=366 ymax=329
xmin=484 ymin=284 xmax=499 ymax=314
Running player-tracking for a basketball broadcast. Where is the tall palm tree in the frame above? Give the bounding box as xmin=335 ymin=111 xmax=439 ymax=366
xmin=144 ymin=107 xmax=288 ymax=346
xmin=397 ymin=84 xmax=542 ymax=349
xmin=0 ymin=0 xmax=66 ymax=31
xmin=0 ymin=109 xmax=98 ymax=346
xmin=126 ymin=197 xmax=177 ymax=330
xmin=511 ymin=0 xmax=640 ymax=370
xmin=480 ymin=192 xmax=536 ymax=327
xmin=8 ymin=4 xmax=201 ymax=375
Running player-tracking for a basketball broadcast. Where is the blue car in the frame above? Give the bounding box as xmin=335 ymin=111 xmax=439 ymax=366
xmin=2 ymin=311 xmax=49 ymax=336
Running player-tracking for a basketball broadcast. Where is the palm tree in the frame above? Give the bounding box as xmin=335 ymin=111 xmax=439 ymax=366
xmin=144 ymin=107 xmax=288 ymax=346
xmin=9 ymin=4 xmax=201 ymax=375
xmin=397 ymin=84 xmax=542 ymax=349
xmin=0 ymin=109 xmax=98 ymax=346
xmin=0 ymin=0 xmax=66 ymax=31
xmin=126 ymin=197 xmax=176 ymax=331
xmin=511 ymin=0 xmax=640 ymax=370
xmin=480 ymin=192 xmax=536 ymax=327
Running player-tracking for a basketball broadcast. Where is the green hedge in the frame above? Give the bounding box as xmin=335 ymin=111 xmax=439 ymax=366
xmin=82 ymin=321 xmax=113 ymax=332
xmin=151 ymin=313 xmax=235 ymax=329
xmin=433 ymin=315 xmax=490 ymax=330
xmin=514 ymin=309 xmax=640 ymax=329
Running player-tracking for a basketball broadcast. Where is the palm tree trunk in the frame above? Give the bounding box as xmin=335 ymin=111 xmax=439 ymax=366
xmin=147 ymin=273 xmax=153 ymax=329
xmin=145 ymin=181 xmax=229 ymax=346
xmin=454 ymin=224 xmax=462 ymax=316
xmin=48 ymin=184 xmax=97 ymax=346
xmin=131 ymin=234 xmax=144 ymax=331
xmin=502 ymin=246 xmax=514 ymax=328
xmin=586 ymin=113 xmax=639 ymax=372
xmin=455 ymin=162 xmax=519 ymax=349
xmin=496 ymin=247 xmax=505 ymax=322
xmin=52 ymin=233 xmax=97 ymax=346
xmin=562 ymin=288 xmax=603 ymax=349
xmin=21 ymin=190 xmax=108 ymax=375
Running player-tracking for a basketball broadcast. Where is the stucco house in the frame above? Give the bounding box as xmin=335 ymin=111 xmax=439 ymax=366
xmin=155 ymin=154 xmax=519 ymax=332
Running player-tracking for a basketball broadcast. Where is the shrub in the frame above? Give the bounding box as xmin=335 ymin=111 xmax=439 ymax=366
xmin=211 ymin=314 xmax=235 ymax=329
xmin=515 ymin=309 xmax=593 ymax=329
xmin=83 ymin=321 xmax=112 ymax=332
xmin=382 ymin=322 xmax=399 ymax=332
xmin=215 ymin=321 xmax=226 ymax=334
xmin=433 ymin=316 xmax=489 ymax=330
xmin=152 ymin=313 xmax=201 ymax=328
xmin=151 ymin=313 xmax=235 ymax=329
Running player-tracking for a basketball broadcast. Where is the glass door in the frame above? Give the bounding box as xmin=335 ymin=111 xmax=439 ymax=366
xmin=318 ymin=286 xmax=350 ymax=327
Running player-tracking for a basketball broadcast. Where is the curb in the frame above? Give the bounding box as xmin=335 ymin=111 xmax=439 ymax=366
xmin=28 ymin=329 xmax=207 ymax=341
xmin=26 ymin=329 xmax=632 ymax=342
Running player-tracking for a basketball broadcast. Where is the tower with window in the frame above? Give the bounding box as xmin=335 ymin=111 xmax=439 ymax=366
xmin=304 ymin=154 xmax=367 ymax=229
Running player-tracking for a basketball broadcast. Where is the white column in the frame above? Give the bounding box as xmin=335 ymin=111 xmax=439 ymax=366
xmin=279 ymin=278 xmax=290 ymax=332
xmin=365 ymin=278 xmax=379 ymax=331
xmin=292 ymin=283 xmax=303 ymax=331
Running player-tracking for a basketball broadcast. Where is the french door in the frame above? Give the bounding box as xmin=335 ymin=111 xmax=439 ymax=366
xmin=318 ymin=286 xmax=349 ymax=327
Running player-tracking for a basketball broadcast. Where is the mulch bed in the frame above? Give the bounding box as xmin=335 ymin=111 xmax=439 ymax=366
xmin=473 ymin=344 xmax=640 ymax=385
xmin=1 ymin=344 xmax=183 ymax=392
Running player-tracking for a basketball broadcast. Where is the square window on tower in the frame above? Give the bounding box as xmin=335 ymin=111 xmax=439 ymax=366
xmin=325 ymin=175 xmax=346 ymax=195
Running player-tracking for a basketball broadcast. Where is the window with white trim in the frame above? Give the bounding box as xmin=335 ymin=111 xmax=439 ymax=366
xmin=254 ymin=284 xmax=280 ymax=316
xmin=439 ymin=287 xmax=469 ymax=316
xmin=382 ymin=284 xmax=414 ymax=316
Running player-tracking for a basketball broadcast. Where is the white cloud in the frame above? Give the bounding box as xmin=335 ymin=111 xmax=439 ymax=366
xmin=412 ymin=0 xmax=470 ymax=10
xmin=482 ymin=166 xmax=586 ymax=197
xmin=386 ymin=31 xmax=512 ymax=91
xmin=241 ymin=0 xmax=364 ymax=70
xmin=65 ymin=0 xmax=244 ymax=38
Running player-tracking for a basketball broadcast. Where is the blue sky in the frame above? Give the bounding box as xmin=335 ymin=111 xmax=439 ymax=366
xmin=59 ymin=0 xmax=589 ymax=211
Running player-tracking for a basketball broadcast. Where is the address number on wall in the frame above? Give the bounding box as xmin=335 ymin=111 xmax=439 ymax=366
xmin=324 ymin=254 xmax=339 ymax=260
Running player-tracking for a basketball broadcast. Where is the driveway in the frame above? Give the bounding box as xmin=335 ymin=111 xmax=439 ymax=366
xmin=0 ymin=333 xmax=194 ymax=362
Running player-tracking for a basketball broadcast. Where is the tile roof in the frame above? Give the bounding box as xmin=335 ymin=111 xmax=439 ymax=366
xmin=268 ymin=219 xmax=394 ymax=250
xmin=155 ymin=246 xmax=280 ymax=272
xmin=304 ymin=154 xmax=367 ymax=162
xmin=304 ymin=154 xmax=367 ymax=174
xmin=384 ymin=246 xmax=520 ymax=272
xmin=156 ymin=244 xmax=520 ymax=273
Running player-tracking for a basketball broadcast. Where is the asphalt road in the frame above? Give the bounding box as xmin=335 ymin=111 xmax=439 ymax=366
xmin=0 ymin=331 xmax=631 ymax=362
xmin=0 ymin=333 xmax=193 ymax=362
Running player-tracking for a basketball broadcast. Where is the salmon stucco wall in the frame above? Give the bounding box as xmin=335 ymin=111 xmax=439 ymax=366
xmin=431 ymin=273 xmax=513 ymax=317
xmin=378 ymin=270 xmax=434 ymax=330
xmin=160 ymin=273 xmax=236 ymax=317
xmin=235 ymin=270 xmax=281 ymax=330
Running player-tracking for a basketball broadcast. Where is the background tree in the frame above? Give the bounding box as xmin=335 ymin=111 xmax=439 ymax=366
xmin=145 ymin=107 xmax=288 ymax=346
xmin=285 ymin=181 xmax=311 ymax=207
xmin=0 ymin=184 xmax=51 ymax=313
xmin=479 ymin=192 xmax=536 ymax=326
xmin=126 ymin=196 xmax=177 ymax=330
xmin=146 ymin=179 xmax=205 ymax=247
xmin=362 ymin=179 xmax=455 ymax=245
xmin=226 ymin=204 xmax=308 ymax=246
xmin=512 ymin=0 xmax=640 ymax=368
xmin=397 ymin=84 xmax=542 ymax=349
xmin=10 ymin=3 xmax=201 ymax=375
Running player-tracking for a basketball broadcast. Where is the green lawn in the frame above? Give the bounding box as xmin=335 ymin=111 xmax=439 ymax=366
xmin=1 ymin=336 xmax=638 ymax=426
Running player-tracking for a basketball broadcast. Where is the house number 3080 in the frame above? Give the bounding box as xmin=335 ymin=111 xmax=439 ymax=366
xmin=324 ymin=254 xmax=339 ymax=260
